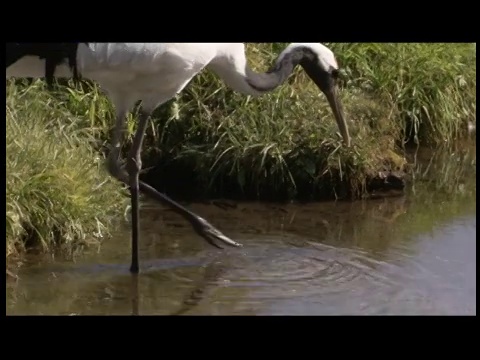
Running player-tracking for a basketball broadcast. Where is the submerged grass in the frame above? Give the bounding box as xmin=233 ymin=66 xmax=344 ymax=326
xmin=6 ymin=82 xmax=128 ymax=264
xmin=6 ymin=42 xmax=476 ymax=263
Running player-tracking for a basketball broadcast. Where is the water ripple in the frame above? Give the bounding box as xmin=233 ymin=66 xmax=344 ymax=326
xmin=223 ymin=237 xmax=403 ymax=302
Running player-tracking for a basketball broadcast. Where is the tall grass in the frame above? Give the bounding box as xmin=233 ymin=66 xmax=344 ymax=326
xmin=6 ymin=81 xmax=128 ymax=263
xmin=328 ymin=43 xmax=476 ymax=145
xmin=139 ymin=77 xmax=405 ymax=200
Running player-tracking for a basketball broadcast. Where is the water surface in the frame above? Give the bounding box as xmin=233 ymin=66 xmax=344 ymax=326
xmin=6 ymin=143 xmax=476 ymax=315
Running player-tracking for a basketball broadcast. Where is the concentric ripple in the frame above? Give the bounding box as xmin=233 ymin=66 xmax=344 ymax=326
xmin=221 ymin=236 xmax=404 ymax=302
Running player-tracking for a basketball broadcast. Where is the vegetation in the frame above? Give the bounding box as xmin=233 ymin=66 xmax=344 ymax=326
xmin=6 ymin=42 xmax=476 ymax=265
xmin=328 ymin=43 xmax=476 ymax=145
xmin=6 ymin=82 xmax=128 ymax=264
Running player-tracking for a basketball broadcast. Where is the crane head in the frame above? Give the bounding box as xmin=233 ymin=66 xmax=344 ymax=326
xmin=285 ymin=43 xmax=351 ymax=147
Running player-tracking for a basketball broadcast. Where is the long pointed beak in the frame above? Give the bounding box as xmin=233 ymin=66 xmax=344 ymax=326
xmin=324 ymin=86 xmax=351 ymax=147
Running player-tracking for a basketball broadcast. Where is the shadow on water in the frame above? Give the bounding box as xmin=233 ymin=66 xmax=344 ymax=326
xmin=6 ymin=141 xmax=476 ymax=315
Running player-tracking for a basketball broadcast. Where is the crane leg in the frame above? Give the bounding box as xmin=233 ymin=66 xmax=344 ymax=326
xmin=106 ymin=106 xmax=243 ymax=274
xmin=106 ymin=107 xmax=145 ymax=274
xmin=125 ymin=110 xmax=151 ymax=274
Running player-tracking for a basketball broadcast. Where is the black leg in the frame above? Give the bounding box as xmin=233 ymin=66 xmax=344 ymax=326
xmin=45 ymin=58 xmax=58 ymax=90
xmin=125 ymin=110 xmax=151 ymax=274
xmin=129 ymin=177 xmax=140 ymax=274
xmin=106 ymin=107 xmax=243 ymax=273
xmin=137 ymin=181 xmax=242 ymax=248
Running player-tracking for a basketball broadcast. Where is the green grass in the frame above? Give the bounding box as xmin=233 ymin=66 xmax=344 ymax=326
xmin=6 ymin=81 xmax=128 ymax=264
xmin=328 ymin=43 xmax=476 ymax=145
xmin=137 ymin=43 xmax=475 ymax=200
xmin=139 ymin=78 xmax=405 ymax=201
xmin=6 ymin=42 xmax=476 ymax=264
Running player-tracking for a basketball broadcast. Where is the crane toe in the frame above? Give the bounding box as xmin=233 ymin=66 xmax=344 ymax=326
xmin=194 ymin=216 xmax=243 ymax=248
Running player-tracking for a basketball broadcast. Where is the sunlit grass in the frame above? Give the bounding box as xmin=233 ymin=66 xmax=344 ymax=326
xmin=6 ymin=82 xmax=128 ymax=263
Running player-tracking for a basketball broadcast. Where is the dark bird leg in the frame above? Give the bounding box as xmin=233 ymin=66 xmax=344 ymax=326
xmin=45 ymin=58 xmax=56 ymax=90
xmin=68 ymin=54 xmax=80 ymax=85
xmin=125 ymin=110 xmax=151 ymax=274
xmin=107 ymin=105 xmax=242 ymax=274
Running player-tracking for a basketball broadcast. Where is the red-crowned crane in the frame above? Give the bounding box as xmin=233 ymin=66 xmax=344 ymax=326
xmin=6 ymin=42 xmax=351 ymax=274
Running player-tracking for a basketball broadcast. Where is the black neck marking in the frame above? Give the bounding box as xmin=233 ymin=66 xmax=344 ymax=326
xmin=246 ymin=46 xmax=318 ymax=92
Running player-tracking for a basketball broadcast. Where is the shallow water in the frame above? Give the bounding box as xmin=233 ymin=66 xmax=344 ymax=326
xmin=6 ymin=142 xmax=476 ymax=315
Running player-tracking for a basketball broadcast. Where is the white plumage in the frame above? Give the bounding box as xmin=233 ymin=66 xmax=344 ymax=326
xmin=6 ymin=42 xmax=350 ymax=274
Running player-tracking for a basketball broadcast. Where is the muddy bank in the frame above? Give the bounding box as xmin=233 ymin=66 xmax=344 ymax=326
xmin=140 ymin=161 xmax=407 ymax=202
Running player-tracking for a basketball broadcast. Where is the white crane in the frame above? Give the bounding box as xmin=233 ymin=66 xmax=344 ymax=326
xmin=6 ymin=42 xmax=351 ymax=274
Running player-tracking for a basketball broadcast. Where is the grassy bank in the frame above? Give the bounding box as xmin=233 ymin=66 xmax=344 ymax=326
xmin=6 ymin=82 xmax=128 ymax=265
xmin=138 ymin=43 xmax=476 ymax=200
xmin=328 ymin=43 xmax=476 ymax=145
xmin=6 ymin=42 xmax=476 ymax=264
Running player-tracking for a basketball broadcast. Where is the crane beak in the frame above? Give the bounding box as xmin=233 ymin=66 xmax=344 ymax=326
xmin=323 ymin=84 xmax=351 ymax=147
xmin=302 ymin=62 xmax=352 ymax=147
